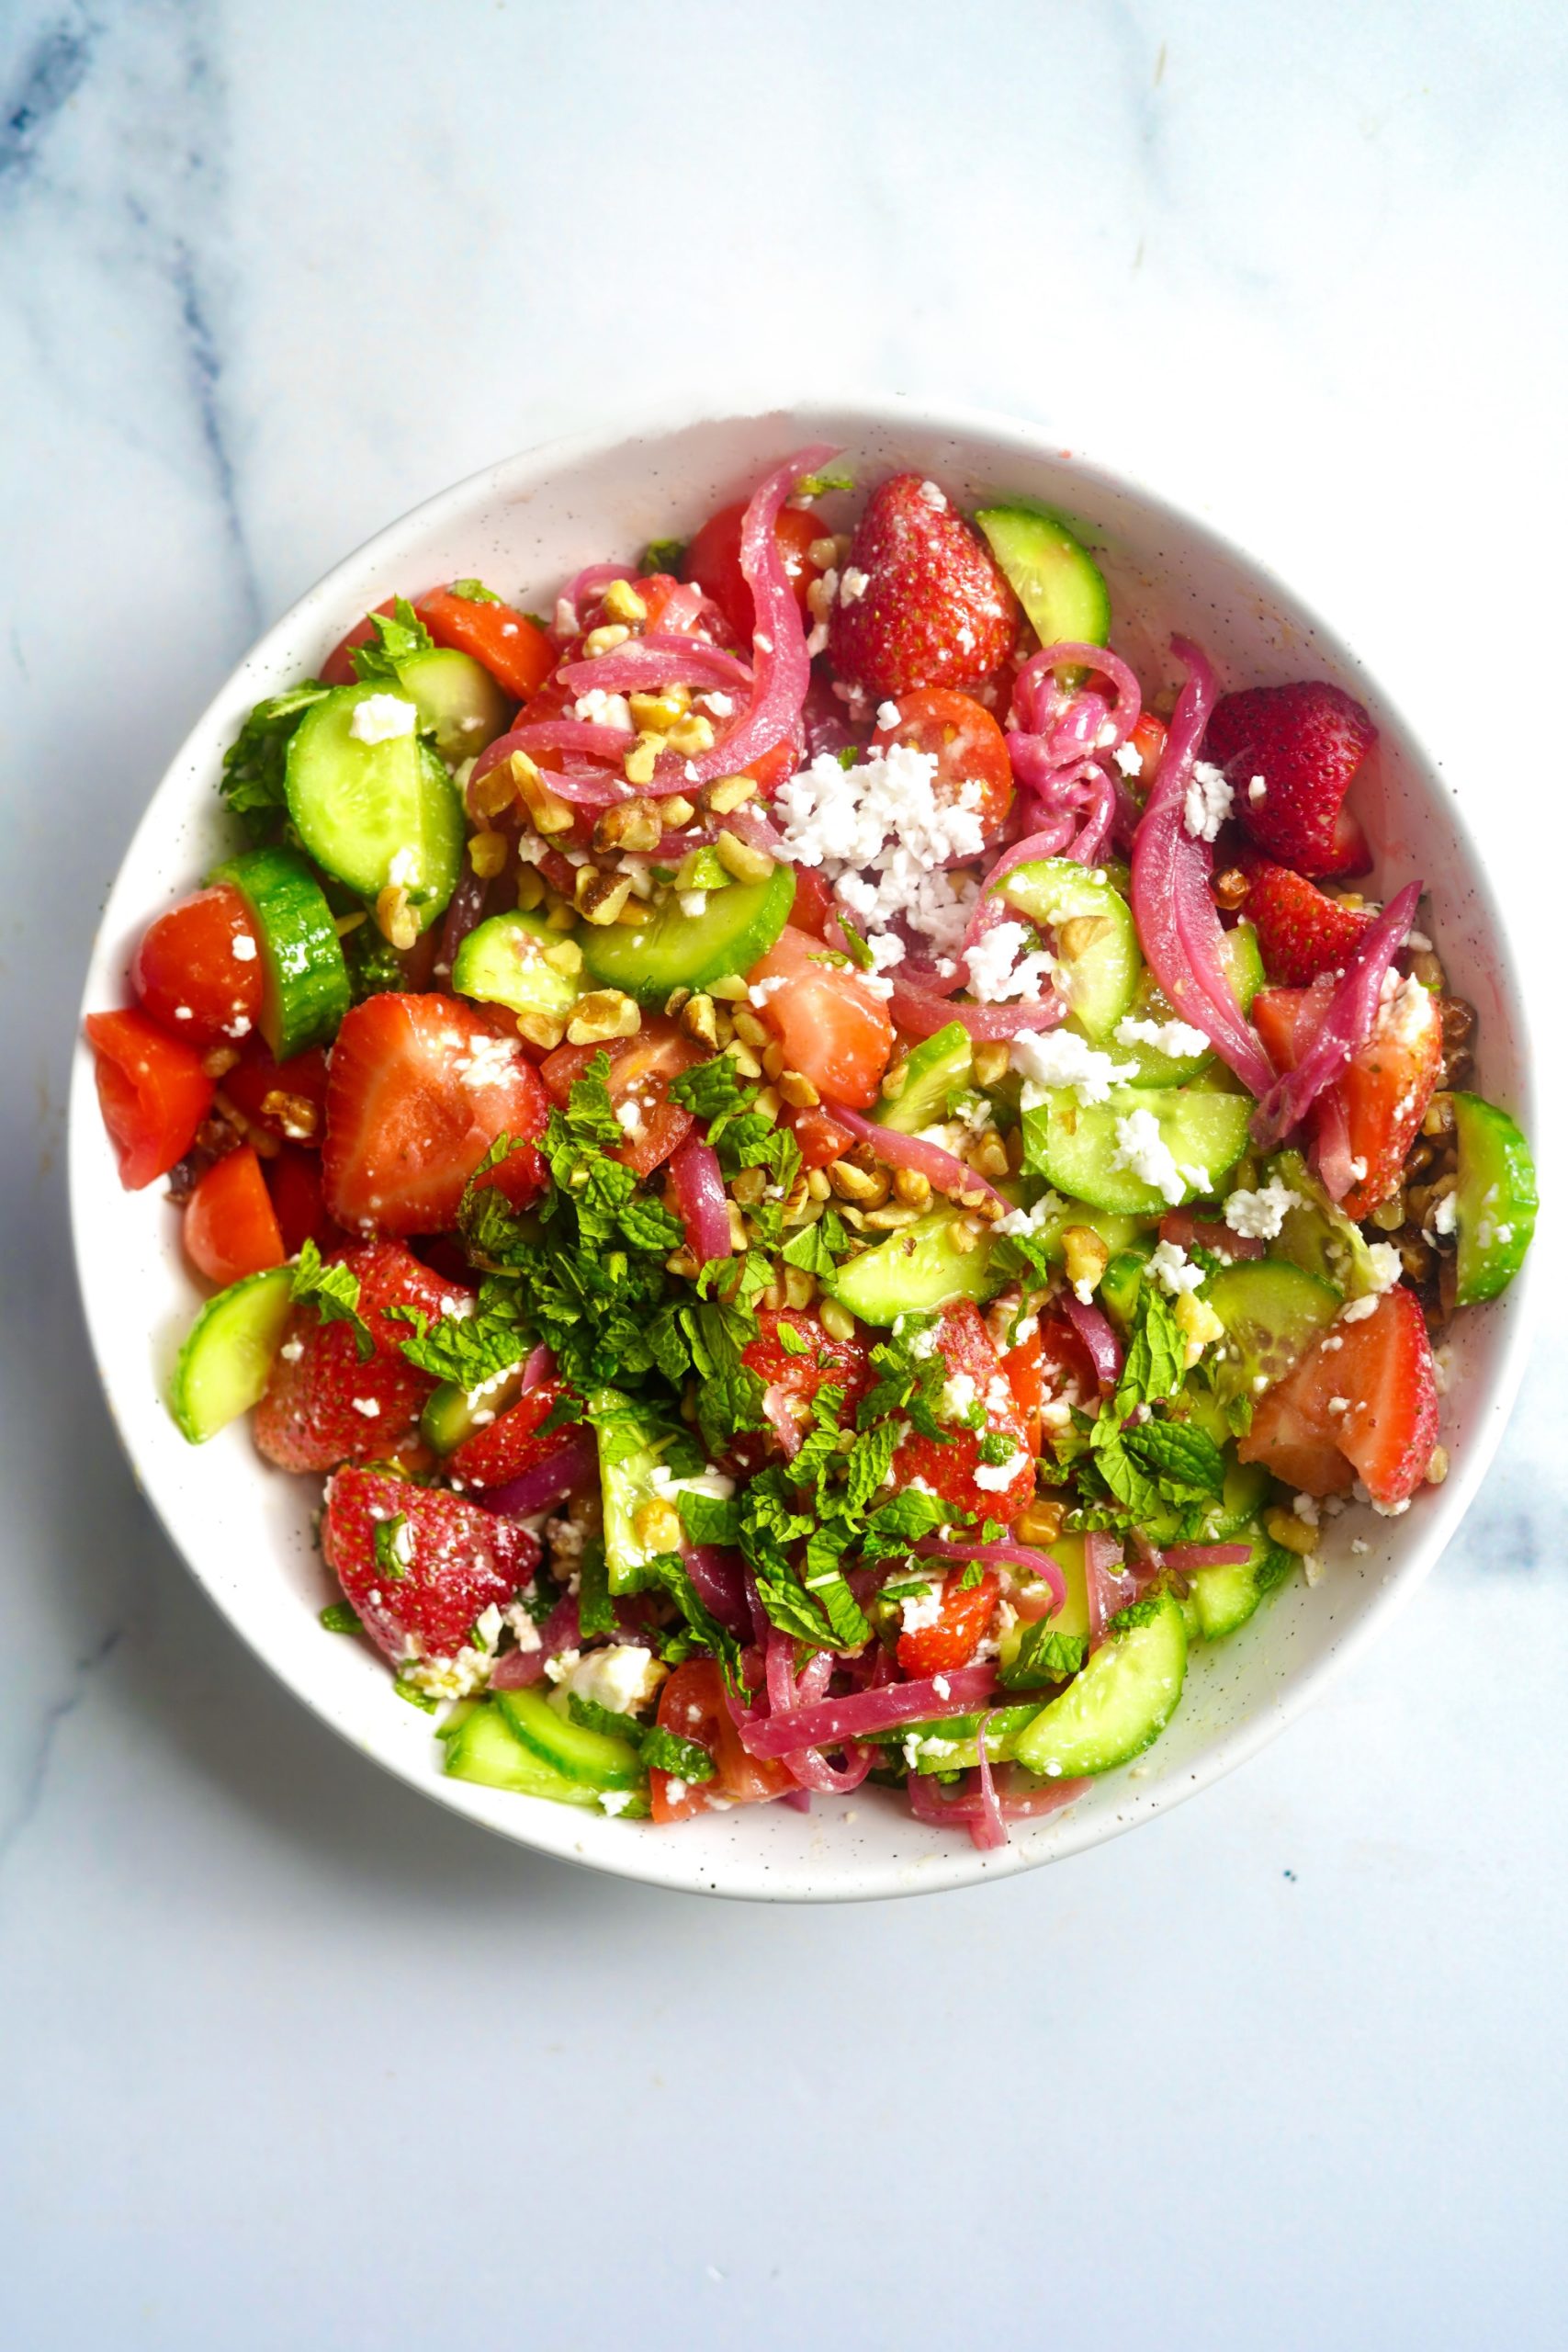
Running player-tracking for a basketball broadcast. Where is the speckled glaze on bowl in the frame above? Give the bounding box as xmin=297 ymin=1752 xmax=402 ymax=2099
xmin=69 ymin=398 xmax=1535 ymax=1901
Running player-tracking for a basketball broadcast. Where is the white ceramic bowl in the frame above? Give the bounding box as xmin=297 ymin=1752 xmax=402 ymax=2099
xmin=70 ymin=397 xmax=1535 ymax=1901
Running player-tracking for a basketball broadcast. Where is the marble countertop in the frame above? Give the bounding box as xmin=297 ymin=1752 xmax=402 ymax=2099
xmin=2 ymin=4 xmax=1563 ymax=2345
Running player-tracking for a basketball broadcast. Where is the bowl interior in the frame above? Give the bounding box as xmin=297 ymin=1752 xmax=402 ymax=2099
xmin=69 ymin=399 xmax=1533 ymax=1900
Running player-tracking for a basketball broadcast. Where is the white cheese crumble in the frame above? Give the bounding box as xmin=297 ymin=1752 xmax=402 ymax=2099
xmin=1010 ymin=1029 xmax=1136 ymax=1109
xmin=940 ymin=1371 xmax=978 ymax=1424
xmin=571 ymin=687 xmax=633 ymax=730
xmin=965 ymin=920 xmax=1056 ymax=1006
xmin=1432 ymin=1191 xmax=1458 ymax=1238
xmin=1292 ymin=1492 xmax=1320 ymax=1527
xmin=1247 ymin=774 xmax=1268 ymax=803
xmin=1114 ymin=1012 xmax=1210 ymax=1059
xmin=231 ymin=933 xmax=257 ymax=962
xmin=454 ymin=1032 xmax=520 ymax=1091
xmin=350 ymin=1397 xmax=381 ymax=1419
xmin=1111 ymin=1106 xmax=1190 ymax=1205
xmin=918 ymin=480 xmax=947 ymax=508
xmin=1147 ymin=1238 xmax=1206 ymax=1295
xmin=749 ymin=975 xmax=790 ymax=1006
xmin=840 ymin=568 xmax=870 ymax=605
xmin=874 ymin=700 xmax=901 ymax=729
xmin=775 ymin=741 xmax=986 ymax=960
xmin=348 ymin=693 xmax=417 ymax=744
xmin=697 ymin=690 xmax=735 ymax=718
xmin=1339 ymin=1294 xmax=1379 ymax=1323
xmin=899 ymin=1581 xmax=942 ymax=1634
xmin=1182 ymin=759 xmax=1234 ymax=842
xmin=1113 ymin=740 xmax=1144 ymax=778
xmin=1223 ymin=1179 xmax=1302 ymax=1240
xmin=1365 ymin=1241 xmax=1403 ymax=1293
xmin=567 ymin=1643 xmax=668 ymax=1717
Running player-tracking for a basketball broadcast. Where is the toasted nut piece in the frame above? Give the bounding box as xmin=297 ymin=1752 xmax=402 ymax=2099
xmin=957 ymin=1187 xmax=989 ymax=1213
xmin=602 ymin=579 xmax=648 ymax=624
xmin=727 ymin=1202 xmax=749 ymax=1252
xmin=1213 ymin=866 xmax=1250 ymax=912
xmin=665 ymin=1247 xmax=700 ymax=1279
xmin=678 ymin=993 xmax=720 ymax=1049
xmin=827 ymin=1159 xmax=889 ymax=1205
xmin=893 ymin=1167 xmax=931 ymax=1209
xmin=628 ymin=686 xmax=691 ymax=733
xmin=1057 ymin=914 xmax=1112 ymax=961
xmin=1438 ymin=995 xmax=1476 ymax=1041
xmin=1005 ymin=1125 xmax=1027 ymax=1175
xmin=753 ymin=1084 xmax=784 ymax=1121
xmin=1062 ymin=1225 xmax=1111 ymax=1297
xmin=806 ymin=573 xmax=837 ymax=622
xmin=622 ymin=733 xmax=661 ymax=786
xmin=593 ymin=797 xmax=663 ymax=854
xmin=950 ymin=1219 xmax=981 ymax=1255
xmin=516 ymin=1010 xmax=566 ymax=1051
xmin=974 ymin=1193 xmax=1009 ymax=1224
xmin=730 ymin=1165 xmax=767 ymax=1205
xmin=514 ymin=866 xmax=546 ymax=911
xmin=660 ymin=794 xmax=696 ymax=830
xmin=725 ymin=1040 xmax=763 ymax=1080
xmin=1266 ymin=1508 xmax=1319 ymax=1555
xmin=468 ymin=761 xmax=518 ymax=820
xmin=715 ymin=830 xmax=774 ymax=886
xmin=780 ymin=1171 xmax=813 ymax=1227
xmin=261 ymin=1089 xmax=319 ymax=1142
xmin=1421 ymin=1091 xmax=1455 ymax=1138
xmin=1410 ymin=949 xmax=1447 ymax=994
xmin=574 ymin=866 xmax=635 ymax=926
xmin=1404 ymin=1140 xmax=1434 ymax=1178
xmin=544 ymin=893 xmax=578 ymax=931
xmin=782 ymin=1264 xmax=818 ymax=1309
xmin=1371 ymin=1193 xmax=1405 ymax=1231
xmin=970 ymin=1131 xmax=1010 ymax=1179
xmin=806 ymin=1168 xmax=832 ymax=1202
xmin=1016 ymin=1498 xmax=1066 ymax=1547
xmin=703 ymin=775 xmax=759 ymax=817
xmin=708 ymin=971 xmax=750 ymax=1001
xmin=761 ymin=1042 xmax=786 ymax=1082
xmin=778 ymin=1069 xmax=820 ymax=1109
xmin=863 ymin=1204 xmax=921 ymax=1232
xmin=660 ymin=714 xmax=712 ymax=759
xmin=633 ymin=1497 xmax=683 ymax=1553
xmin=760 ymin=1278 xmax=785 ymax=1310
xmin=1174 ymin=1291 xmax=1224 ymax=1365
xmin=1426 ymin=1444 xmax=1450 ymax=1486
xmin=613 ymin=897 xmax=649 ymax=925
xmin=730 ymin=1006 xmax=773 ymax=1053
xmin=542 ymin=937 xmax=583 ymax=975
xmin=807 ymin=536 xmax=839 ymax=569
xmin=836 ymin=1204 xmax=867 ymax=1232
xmin=333 ymin=909 xmax=367 ymax=937
xmin=663 ymin=986 xmax=692 ymax=1017
xmin=567 ymin=989 xmax=641 ymax=1046
xmin=818 ymin=1299 xmax=855 ymax=1343
xmin=879 ymin=1059 xmax=908 ymax=1102
xmin=1400 ymin=1238 xmax=1433 ymax=1283
xmin=583 ymin=622 xmax=632 ymax=657
xmin=200 ymin=1045 xmax=242 ymax=1080
xmin=972 ymin=1040 xmax=1010 ymax=1090
xmin=468 ymin=829 xmax=509 ymax=879
xmin=374 ymin=884 xmax=419 ymax=951
xmin=510 ymin=753 xmax=574 ymax=835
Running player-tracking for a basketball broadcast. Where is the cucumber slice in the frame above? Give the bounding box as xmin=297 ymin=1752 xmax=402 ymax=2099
xmin=826 ymin=1203 xmax=1009 ymax=1327
xmin=1198 ymin=1453 xmax=1273 ymax=1542
xmin=975 ymin=503 xmax=1111 ymax=653
xmin=1191 ymin=1532 xmax=1293 ymax=1642
xmin=286 ymin=684 xmax=465 ymax=926
xmin=1012 ymin=1591 xmax=1187 ymax=1778
xmin=590 ymin=1391 xmax=693 ymax=1594
xmin=169 ymin=1264 xmax=294 ymax=1443
xmin=1023 ymin=1081 xmax=1251 ymax=1215
xmin=1451 ymin=1092 xmax=1538 ymax=1304
xmin=1268 ymin=1148 xmax=1382 ymax=1298
xmin=1109 ymin=923 xmax=1262 ymax=1085
xmin=578 ymin=865 xmax=795 ymax=1006
xmin=1205 ymin=1260 xmax=1341 ymax=1412
xmin=209 ymin=844 xmax=352 ymax=1058
xmin=1099 ymin=1240 xmax=1154 ymax=1332
xmin=452 ymin=911 xmax=582 ymax=1025
xmin=494 ymin=1685 xmax=647 ymax=1793
xmin=877 ymin=1023 xmax=974 ymax=1136
xmin=442 ymin=1700 xmax=600 ymax=1808
xmin=995 ymin=860 xmax=1140 ymax=1041
xmin=393 ymin=646 xmax=512 ymax=764
xmin=899 ymin=1702 xmax=1045 ymax=1774
xmin=420 ymin=1362 xmax=528 ymax=1456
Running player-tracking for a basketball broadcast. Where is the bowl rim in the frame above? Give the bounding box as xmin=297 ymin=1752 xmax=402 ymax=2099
xmin=68 ymin=390 xmax=1538 ymax=1902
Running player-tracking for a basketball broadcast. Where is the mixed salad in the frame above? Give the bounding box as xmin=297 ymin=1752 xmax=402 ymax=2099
xmin=85 ymin=447 xmax=1538 ymax=1846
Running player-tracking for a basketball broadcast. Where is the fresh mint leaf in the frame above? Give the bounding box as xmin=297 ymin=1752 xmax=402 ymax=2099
xmin=567 ymin=1691 xmax=644 ymax=1744
xmin=1116 ymin=1284 xmax=1187 ymax=1414
xmin=998 ymin=1623 xmax=1088 ymax=1688
xmin=1121 ymin=1419 xmax=1227 ymax=1501
xmin=640 ymin=537 xmax=687 ymax=578
xmin=350 ymin=595 xmax=436 ymax=684
xmin=577 ymin=1536 xmax=615 ymax=1639
xmin=289 ymin=1238 xmax=374 ymax=1360
xmin=774 ymin=1321 xmax=811 ymax=1358
xmin=667 ymin=1056 xmax=753 ymax=1125
xmin=391 ymin=1675 xmax=438 ymax=1713
xmin=219 ymin=684 xmax=330 ymax=838
xmin=638 ymin=1725 xmax=716 ymax=1781
xmin=862 ymin=1489 xmax=952 ymax=1562
xmin=642 ymin=1551 xmax=744 ymax=1690
xmin=373 ymin=1513 xmax=410 ymax=1580
xmin=795 ymin=468 xmax=854 ymax=498
xmin=835 ymin=915 xmax=874 ymax=971
xmin=319 ymin=1602 xmax=362 ymax=1634
xmin=858 ymin=1315 xmax=951 ymax=1442
xmin=448 ymin=577 xmax=502 ymax=605
xmin=674 ymin=1488 xmax=742 ymax=1548
xmin=391 ymin=1280 xmax=527 ymax=1387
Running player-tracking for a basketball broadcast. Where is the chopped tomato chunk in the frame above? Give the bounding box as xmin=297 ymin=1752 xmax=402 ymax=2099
xmin=85 ymin=1009 xmax=214 ymax=1191
xmin=183 ymin=1146 xmax=287 ymax=1284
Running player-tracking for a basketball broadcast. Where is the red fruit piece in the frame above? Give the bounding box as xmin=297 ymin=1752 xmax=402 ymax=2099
xmin=1253 ymin=973 xmax=1440 ymax=1219
xmin=447 ymin=1381 xmax=571 ymax=1494
xmin=891 ymin=1300 xmax=1035 ymax=1525
xmin=253 ymin=1241 xmax=472 ymax=1473
xmin=896 ymin=1567 xmax=1001 ymax=1679
xmin=322 ymin=1467 xmax=540 ymax=1664
xmin=1208 ymin=683 xmax=1375 ymax=877
xmin=828 ymin=472 xmax=1018 ymax=699
xmin=739 ymin=1307 xmax=870 ymax=1458
xmin=1239 ymin=1288 xmax=1438 ymax=1509
xmin=322 ymin=993 xmax=548 ymax=1237
xmin=1242 ymin=856 xmax=1376 ymax=987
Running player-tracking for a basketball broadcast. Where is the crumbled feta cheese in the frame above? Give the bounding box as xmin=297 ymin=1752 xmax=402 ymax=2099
xmin=279 ymin=1336 xmax=304 ymax=1363
xmin=973 ymin=1450 xmax=1022 ymax=1491
xmin=1183 ymin=759 xmax=1234 ymax=842
xmin=965 ymin=920 xmax=1056 ymax=1006
xmin=572 ymin=687 xmax=633 ymax=730
xmin=454 ymin=1032 xmax=520 ymax=1092
xmin=350 ymin=1396 xmax=380 ymax=1419
xmin=1111 ymin=1106 xmax=1190 ymax=1204
xmin=899 ymin=1581 xmax=943 ymax=1634
xmin=874 ymin=699 xmax=901 ymax=729
xmin=931 ymin=1673 xmax=952 ymax=1701
xmin=568 ymin=1643 xmax=668 ymax=1717
xmin=1113 ymin=740 xmax=1143 ymax=777
xmin=599 ymin=1789 xmax=635 ymax=1816
xmin=1114 ymin=1012 xmax=1210 ymax=1059
xmin=1380 ymin=971 xmax=1435 ymax=1048
xmin=697 ymin=690 xmax=735 ymax=718
xmin=840 ymin=567 xmax=870 ymax=605
xmin=1292 ymin=1492 xmax=1320 ymax=1527
xmin=615 ymin=1099 xmax=645 ymax=1139
xmin=543 ymin=1647 xmax=581 ymax=1684
xmin=348 ymin=693 xmax=416 ymax=744
xmin=918 ymin=480 xmax=947 ymax=508
xmin=1364 ymin=1242 xmax=1403 ymax=1294
xmin=1148 ymin=1238 xmax=1206 ymax=1295
xmin=1223 ymin=1179 xmax=1301 ymax=1240
xmin=940 ymin=1371 xmax=978 ymax=1424
xmin=994 ymin=1190 xmax=1066 ymax=1240
xmin=1327 ymin=1396 xmax=1350 ymax=1416
xmin=1339 ymin=1294 xmax=1379 ymax=1323
xmin=1247 ymin=774 xmax=1268 ymax=804
xmin=749 ymin=975 xmax=790 ymax=1006
xmin=553 ymin=597 xmax=579 ymax=638
xmin=1350 ymin=1537 xmax=1370 ymax=1555
xmin=664 ymin=1780 xmax=688 ymax=1805
xmin=1011 ymin=1028 xmax=1136 ymax=1108
xmin=678 ymin=891 xmax=707 ymax=919
xmin=1406 ymin=929 xmax=1432 ymax=951
xmin=231 ymin=933 xmax=257 ymax=962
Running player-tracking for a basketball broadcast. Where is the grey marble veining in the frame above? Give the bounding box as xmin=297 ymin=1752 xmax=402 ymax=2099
xmin=1 ymin=4 xmax=1564 ymax=2346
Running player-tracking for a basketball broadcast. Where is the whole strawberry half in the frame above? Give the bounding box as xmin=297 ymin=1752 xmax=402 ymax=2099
xmin=828 ymin=473 xmax=1017 ymax=698
xmin=254 ymin=1240 xmax=473 ymax=1474
xmin=1207 ymin=683 xmax=1375 ymax=877
xmin=1240 ymin=855 xmax=1375 ymax=986
xmin=322 ymin=1467 xmax=540 ymax=1663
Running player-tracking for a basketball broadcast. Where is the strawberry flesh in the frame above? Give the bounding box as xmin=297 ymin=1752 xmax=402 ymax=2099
xmin=1208 ymin=683 xmax=1376 ymax=877
xmin=897 ymin=1567 xmax=1001 ymax=1678
xmin=1254 ymin=977 xmax=1440 ymax=1218
xmin=1241 ymin=854 xmax=1376 ymax=986
xmin=1239 ymin=1288 xmax=1438 ymax=1508
xmin=891 ymin=1300 xmax=1035 ymax=1524
xmin=827 ymin=472 xmax=1017 ymax=698
xmin=254 ymin=1241 xmax=472 ymax=1474
xmin=322 ymin=1467 xmax=540 ymax=1662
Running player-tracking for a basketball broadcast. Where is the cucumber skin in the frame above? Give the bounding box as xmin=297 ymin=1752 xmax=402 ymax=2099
xmin=169 ymin=1264 xmax=294 ymax=1444
xmin=210 ymin=844 xmax=352 ymax=1058
xmin=827 ymin=1204 xmax=1009 ymax=1327
xmin=876 ymin=1023 xmax=973 ymax=1136
xmin=996 ymin=861 xmax=1140 ymax=1043
xmin=1192 ymin=1539 xmax=1293 ymax=1642
xmin=494 ymin=1686 xmax=646 ymax=1792
xmin=443 ymin=1702 xmax=601 ymax=1808
xmin=395 ymin=646 xmax=511 ymax=764
xmin=975 ymin=504 xmax=1111 ymax=651
xmin=579 ymin=865 xmax=795 ymax=1007
xmin=1012 ymin=1590 xmax=1187 ymax=1779
xmin=1451 ymin=1092 xmax=1538 ymax=1305
xmin=452 ymin=911 xmax=581 ymax=1022
xmin=286 ymin=686 xmax=465 ymax=926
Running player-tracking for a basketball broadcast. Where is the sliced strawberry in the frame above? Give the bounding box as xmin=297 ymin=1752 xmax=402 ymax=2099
xmin=446 ymin=1381 xmax=570 ymax=1493
xmin=1254 ymin=972 xmax=1440 ymax=1218
xmin=253 ymin=1241 xmax=472 ymax=1473
xmin=1241 ymin=855 xmax=1375 ymax=987
xmin=896 ymin=1567 xmax=1001 ymax=1678
xmin=1239 ymin=1288 xmax=1438 ymax=1509
xmin=891 ymin=1300 xmax=1035 ymax=1524
xmin=1207 ymin=683 xmax=1375 ymax=877
xmin=739 ymin=1307 xmax=870 ymax=1458
xmin=827 ymin=473 xmax=1018 ymax=699
xmin=322 ymin=993 xmax=547 ymax=1237
xmin=322 ymin=1468 xmax=540 ymax=1663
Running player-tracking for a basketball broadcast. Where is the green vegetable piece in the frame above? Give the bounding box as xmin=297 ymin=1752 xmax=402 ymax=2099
xmin=1011 ymin=1590 xmax=1187 ymax=1779
xmin=876 ymin=1022 xmax=974 ymax=1136
xmin=494 ymin=1685 xmax=647 ymax=1793
xmin=441 ymin=1700 xmax=603 ymax=1809
xmin=1190 ymin=1534 xmax=1295 ymax=1642
xmin=285 ymin=684 xmax=465 ymax=927
xmin=392 ymin=646 xmax=513 ymax=764
xmin=1204 ymin=1259 xmax=1342 ymax=1414
xmin=1023 ymin=1080 xmax=1251 ymax=1216
xmin=209 ymin=843 xmax=351 ymax=1058
xmin=1450 ymin=1092 xmax=1538 ymax=1305
xmin=452 ymin=910 xmax=582 ymax=1025
xmin=168 ymin=1265 xmax=294 ymax=1443
xmin=826 ymin=1203 xmax=1010 ymax=1328
xmin=1109 ymin=923 xmax=1263 ymax=1085
xmin=994 ymin=859 xmax=1141 ymax=1041
xmin=577 ymin=865 xmax=795 ymax=1007
xmin=974 ymin=503 xmax=1111 ymax=658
